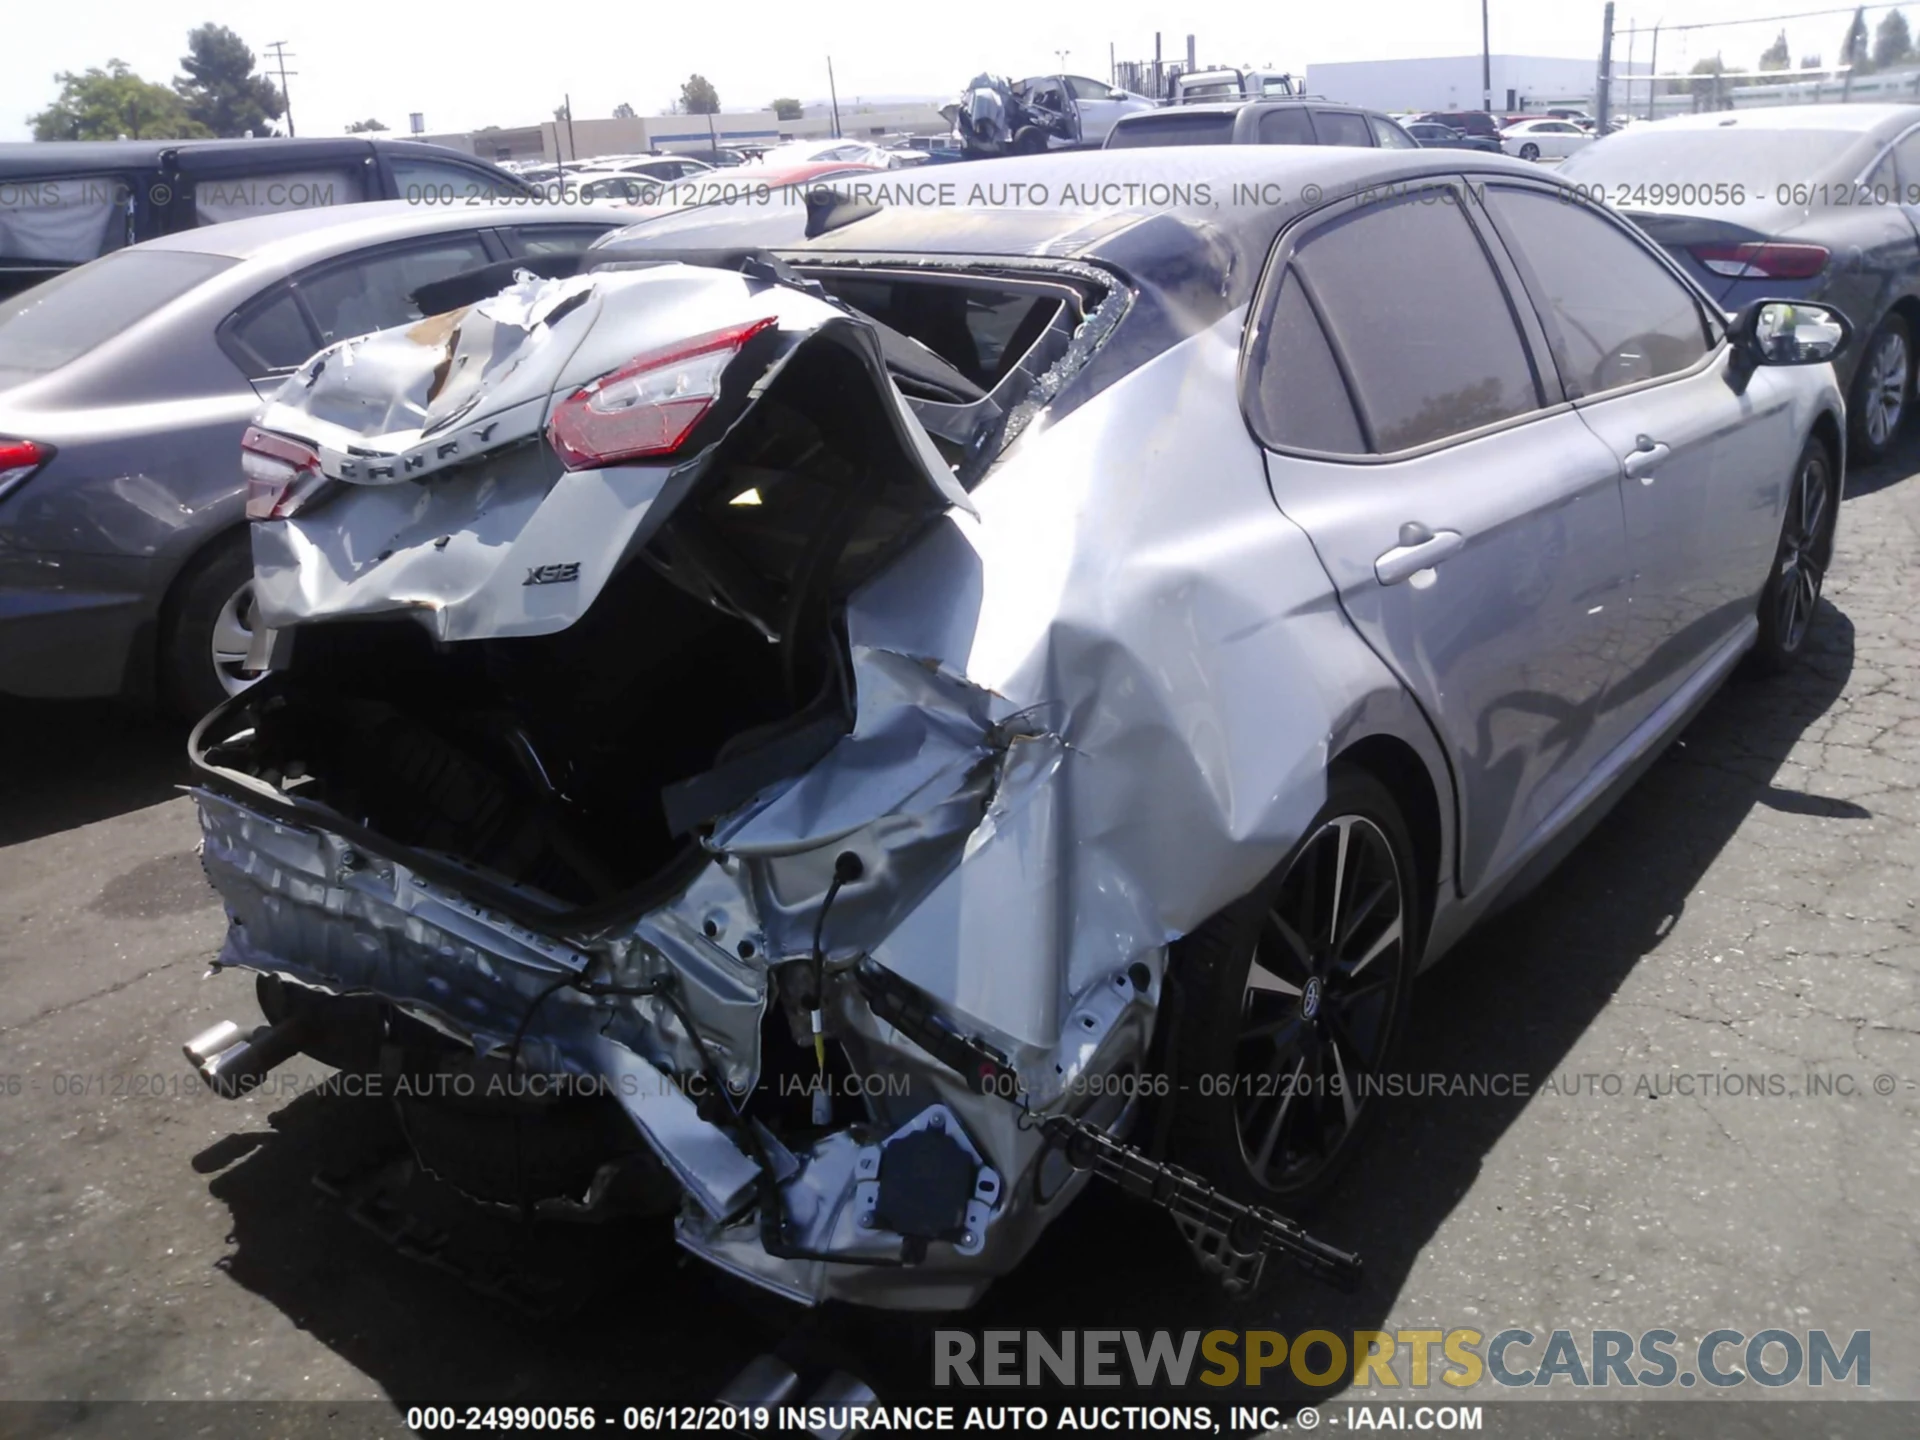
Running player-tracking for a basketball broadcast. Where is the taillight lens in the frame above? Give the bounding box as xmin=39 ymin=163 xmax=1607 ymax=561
xmin=242 ymin=426 xmax=329 ymax=519
xmin=0 ymin=437 xmax=50 ymax=504
xmin=546 ymin=317 xmax=777 ymax=470
xmin=1689 ymin=242 xmax=1830 ymax=280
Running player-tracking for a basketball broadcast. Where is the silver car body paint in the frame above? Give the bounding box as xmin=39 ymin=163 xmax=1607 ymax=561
xmin=187 ymin=155 xmax=1845 ymax=1306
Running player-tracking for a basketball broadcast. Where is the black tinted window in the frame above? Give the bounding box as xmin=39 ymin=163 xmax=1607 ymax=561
xmin=1291 ymin=191 xmax=1540 ymax=451
xmin=1251 ymin=272 xmax=1365 ymax=453
xmin=1257 ymin=109 xmax=1316 ymax=145
xmin=228 ymin=288 xmax=318 ymax=372
xmin=296 ymin=237 xmax=492 ymax=345
xmin=1314 ymin=111 xmax=1374 ymax=147
xmin=0 ymin=249 xmax=232 ymax=384
xmin=1106 ymin=113 xmax=1234 ymax=147
xmin=1484 ymin=186 xmax=1710 ymax=398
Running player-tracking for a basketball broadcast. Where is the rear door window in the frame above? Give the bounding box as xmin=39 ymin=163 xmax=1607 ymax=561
xmin=389 ymin=156 xmax=521 ymax=202
xmin=294 ymin=236 xmax=493 ymax=346
xmin=0 ymin=174 xmax=135 ymax=262
xmin=1278 ymin=188 xmax=1542 ymax=452
xmin=1257 ymin=109 xmax=1317 ymax=145
xmin=1481 ymin=185 xmax=1712 ymax=398
xmin=1371 ymin=116 xmax=1419 ymax=149
xmin=195 ymin=169 xmax=361 ymax=225
xmin=1313 ymin=111 xmax=1376 ymax=147
xmin=1249 ymin=275 xmax=1365 ymax=454
xmin=225 ymin=286 xmax=320 ymax=374
xmin=502 ymin=224 xmax=618 ymax=257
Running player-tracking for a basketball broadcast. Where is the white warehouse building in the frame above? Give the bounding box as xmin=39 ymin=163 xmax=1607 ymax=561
xmin=1303 ymin=54 xmax=1648 ymax=114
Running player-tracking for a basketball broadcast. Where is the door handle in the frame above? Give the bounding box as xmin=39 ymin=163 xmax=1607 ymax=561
xmin=1623 ymin=435 xmax=1671 ymax=483
xmin=1375 ymin=524 xmax=1466 ymax=586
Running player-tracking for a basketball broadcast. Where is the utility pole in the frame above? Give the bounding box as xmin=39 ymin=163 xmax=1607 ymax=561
xmin=1647 ymin=23 xmax=1661 ymax=121
xmin=564 ymin=93 xmax=577 ymax=168
xmin=827 ymin=56 xmax=841 ymax=139
xmin=1596 ymin=1 xmax=1614 ymax=131
xmin=1481 ymin=1 xmax=1492 ymax=111
xmin=266 ymin=41 xmax=296 ymax=136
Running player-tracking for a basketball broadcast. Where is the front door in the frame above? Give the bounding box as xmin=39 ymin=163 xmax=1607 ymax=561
xmin=1244 ymin=183 xmax=1634 ymax=896
xmin=1476 ymin=181 xmax=1798 ymax=725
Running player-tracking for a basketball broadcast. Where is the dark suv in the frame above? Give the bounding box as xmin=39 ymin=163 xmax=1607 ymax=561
xmin=1104 ymin=99 xmax=1417 ymax=151
xmin=0 ymin=137 xmax=530 ymax=299
xmin=1417 ymin=110 xmax=1503 ymax=140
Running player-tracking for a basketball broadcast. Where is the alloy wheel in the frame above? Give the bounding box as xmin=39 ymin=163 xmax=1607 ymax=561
xmin=1772 ymin=450 xmax=1833 ymax=654
xmin=1864 ymin=329 xmax=1908 ymax=449
xmin=1234 ymin=814 xmax=1408 ymax=1191
xmin=209 ymin=579 xmax=265 ymax=697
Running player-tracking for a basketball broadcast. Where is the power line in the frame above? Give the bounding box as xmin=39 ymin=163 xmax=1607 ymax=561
xmin=1617 ymin=5 xmax=1905 ymax=39
xmin=265 ymin=41 xmax=297 ymax=137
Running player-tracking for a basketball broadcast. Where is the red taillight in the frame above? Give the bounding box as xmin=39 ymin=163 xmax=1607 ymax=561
xmin=0 ymin=437 xmax=50 ymax=503
xmin=1689 ymin=242 xmax=1830 ymax=280
xmin=242 ymin=425 xmax=328 ymax=520
xmin=545 ymin=317 xmax=777 ymax=470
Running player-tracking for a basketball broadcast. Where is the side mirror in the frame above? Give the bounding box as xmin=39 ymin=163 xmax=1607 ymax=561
xmin=1732 ymin=299 xmax=1852 ymax=366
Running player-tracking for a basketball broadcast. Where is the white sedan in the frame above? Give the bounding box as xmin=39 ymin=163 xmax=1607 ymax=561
xmin=1501 ymin=118 xmax=1594 ymax=160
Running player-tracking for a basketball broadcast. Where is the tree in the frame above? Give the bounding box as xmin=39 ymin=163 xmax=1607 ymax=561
xmin=680 ymin=74 xmax=720 ymax=114
xmin=1874 ymin=9 xmax=1913 ymax=69
xmin=345 ymin=117 xmax=388 ymax=133
xmin=175 ymin=24 xmax=284 ymax=137
xmin=29 ymin=60 xmax=210 ymax=140
xmin=1758 ymin=30 xmax=1791 ymax=72
xmin=612 ymin=102 xmax=637 ymax=119
xmin=1841 ymin=6 xmax=1873 ymax=73
xmin=771 ymin=96 xmax=804 ymax=120
xmin=1685 ymin=54 xmax=1728 ymax=111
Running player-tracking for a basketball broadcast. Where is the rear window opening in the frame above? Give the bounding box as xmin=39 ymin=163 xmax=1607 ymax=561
xmin=0 ymin=249 xmax=234 ymax=384
xmin=815 ymin=273 xmax=1068 ymax=392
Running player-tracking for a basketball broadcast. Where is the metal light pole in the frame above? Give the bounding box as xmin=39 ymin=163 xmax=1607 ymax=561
xmin=1596 ymin=2 xmax=1614 ymax=131
xmin=1647 ymin=23 xmax=1661 ymax=121
xmin=827 ymin=56 xmax=842 ymax=139
xmin=1481 ymin=0 xmax=1492 ymax=111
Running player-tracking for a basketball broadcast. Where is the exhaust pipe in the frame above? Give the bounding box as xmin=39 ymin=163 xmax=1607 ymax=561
xmin=182 ymin=1015 xmax=308 ymax=1098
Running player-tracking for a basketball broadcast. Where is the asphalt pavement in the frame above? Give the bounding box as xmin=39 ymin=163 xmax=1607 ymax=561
xmin=2 ymin=435 xmax=1917 ymax=1436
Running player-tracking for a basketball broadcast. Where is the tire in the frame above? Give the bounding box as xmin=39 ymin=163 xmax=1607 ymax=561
xmin=1848 ymin=314 xmax=1910 ymax=463
xmin=1011 ymin=126 xmax=1049 ymax=156
xmin=1749 ymin=435 xmax=1839 ymax=675
xmin=158 ymin=528 xmax=262 ymax=720
xmin=1167 ymin=766 xmax=1421 ymax=1207
xmin=1519 ymin=142 xmax=1540 ymax=161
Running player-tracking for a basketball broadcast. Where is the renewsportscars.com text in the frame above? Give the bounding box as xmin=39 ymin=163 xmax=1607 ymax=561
xmin=933 ymin=1328 xmax=1870 ymax=1390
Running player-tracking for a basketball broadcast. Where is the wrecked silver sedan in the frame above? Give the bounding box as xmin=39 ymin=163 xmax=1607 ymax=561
xmin=185 ymin=149 xmax=1850 ymax=1309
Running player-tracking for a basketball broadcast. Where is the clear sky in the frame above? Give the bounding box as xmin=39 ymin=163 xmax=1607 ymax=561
xmin=8 ymin=0 xmax=1900 ymax=141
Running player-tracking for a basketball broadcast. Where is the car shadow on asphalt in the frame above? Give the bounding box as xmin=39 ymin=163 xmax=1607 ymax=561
xmin=0 ymin=699 xmax=192 ymax=849
xmin=181 ymin=592 xmax=1861 ymax=1416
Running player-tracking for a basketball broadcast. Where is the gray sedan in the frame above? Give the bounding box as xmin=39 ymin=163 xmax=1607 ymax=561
xmin=184 ymin=148 xmax=1846 ymax=1308
xmin=0 ymin=199 xmax=633 ymax=715
xmin=1561 ymin=103 xmax=1920 ymax=463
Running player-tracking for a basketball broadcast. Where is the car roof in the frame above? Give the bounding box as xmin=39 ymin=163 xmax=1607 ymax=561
xmin=1116 ymin=98 xmax=1370 ymax=119
xmin=1643 ymin=104 xmax=1919 ymax=134
xmin=0 ymin=137 xmax=504 ymax=179
xmin=136 ymin=198 xmax=637 ymax=266
xmin=605 ymin=147 xmax=1557 ymax=302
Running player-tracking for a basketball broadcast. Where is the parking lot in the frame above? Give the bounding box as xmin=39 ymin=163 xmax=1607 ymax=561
xmin=2 ymin=430 xmax=1918 ymax=1428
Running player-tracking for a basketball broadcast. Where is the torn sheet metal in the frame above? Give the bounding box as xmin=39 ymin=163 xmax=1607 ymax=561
xmin=190 ymin=251 xmax=1449 ymax=1310
xmin=249 ymin=263 xmax=971 ymax=640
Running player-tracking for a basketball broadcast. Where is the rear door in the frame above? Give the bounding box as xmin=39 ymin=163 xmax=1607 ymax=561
xmin=1477 ymin=181 xmax=1796 ymax=719
xmin=287 ymin=233 xmax=498 ymax=348
xmin=1243 ymin=181 xmax=1634 ymax=896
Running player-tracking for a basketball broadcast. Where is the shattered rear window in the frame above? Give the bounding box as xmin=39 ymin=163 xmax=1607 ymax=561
xmin=817 ymin=276 xmax=1061 ymax=390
